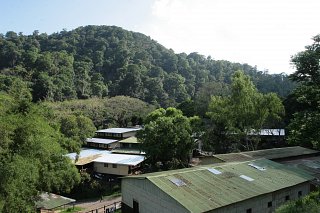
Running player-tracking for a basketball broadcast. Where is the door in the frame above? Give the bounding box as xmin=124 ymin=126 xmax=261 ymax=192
xmin=133 ymin=199 xmax=139 ymax=213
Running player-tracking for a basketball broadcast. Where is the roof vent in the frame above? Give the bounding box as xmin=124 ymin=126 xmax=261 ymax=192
xmin=207 ymin=168 xmax=222 ymax=175
xmin=248 ymin=163 xmax=266 ymax=171
xmin=169 ymin=178 xmax=186 ymax=186
xmin=240 ymin=175 xmax=254 ymax=181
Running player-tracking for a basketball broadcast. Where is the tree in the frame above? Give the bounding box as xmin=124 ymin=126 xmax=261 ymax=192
xmin=104 ymin=96 xmax=155 ymax=127
xmin=136 ymin=108 xmax=194 ymax=170
xmin=276 ymin=191 xmax=320 ymax=213
xmin=205 ymin=71 xmax=284 ymax=152
xmin=288 ymin=35 xmax=320 ymax=149
xmin=0 ymin=91 xmax=80 ymax=212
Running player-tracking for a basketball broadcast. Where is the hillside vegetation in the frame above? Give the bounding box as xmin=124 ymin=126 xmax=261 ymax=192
xmin=0 ymin=25 xmax=294 ymax=106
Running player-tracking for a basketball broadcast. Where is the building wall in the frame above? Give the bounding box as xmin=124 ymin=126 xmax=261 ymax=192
xmin=94 ymin=162 xmax=129 ymax=176
xmin=122 ymin=179 xmax=189 ymax=213
xmin=209 ymin=182 xmax=310 ymax=213
xmin=122 ymin=179 xmax=310 ymax=213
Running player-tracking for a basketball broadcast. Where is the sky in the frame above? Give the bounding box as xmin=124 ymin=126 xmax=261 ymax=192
xmin=1 ymin=0 xmax=320 ymax=74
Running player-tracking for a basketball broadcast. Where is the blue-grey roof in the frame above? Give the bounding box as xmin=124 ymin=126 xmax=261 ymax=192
xmin=95 ymin=127 xmax=141 ymax=134
xmin=86 ymin=138 xmax=118 ymax=144
xmin=93 ymin=153 xmax=145 ymax=166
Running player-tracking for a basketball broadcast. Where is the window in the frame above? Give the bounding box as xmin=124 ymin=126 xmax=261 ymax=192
xmin=112 ymin=164 xmax=117 ymax=168
xmin=246 ymin=208 xmax=252 ymax=213
xmin=268 ymin=201 xmax=272 ymax=207
xmin=298 ymin=191 xmax=302 ymax=197
xmin=285 ymin=195 xmax=290 ymax=201
xmin=104 ymin=163 xmax=108 ymax=167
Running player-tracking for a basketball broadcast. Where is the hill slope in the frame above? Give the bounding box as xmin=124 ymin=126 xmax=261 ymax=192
xmin=0 ymin=25 xmax=295 ymax=106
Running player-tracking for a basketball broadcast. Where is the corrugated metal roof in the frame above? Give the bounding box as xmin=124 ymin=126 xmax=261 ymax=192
xmin=35 ymin=192 xmax=75 ymax=210
xmin=214 ymin=146 xmax=319 ymax=162
xmin=86 ymin=138 xmax=118 ymax=144
xmin=119 ymin=136 xmax=140 ymax=144
xmin=281 ymin=156 xmax=320 ymax=180
xmin=124 ymin=159 xmax=313 ymax=213
xmin=111 ymin=148 xmax=145 ymax=155
xmin=93 ymin=153 xmax=145 ymax=166
xmin=95 ymin=127 xmax=141 ymax=134
xmin=66 ymin=148 xmax=111 ymax=165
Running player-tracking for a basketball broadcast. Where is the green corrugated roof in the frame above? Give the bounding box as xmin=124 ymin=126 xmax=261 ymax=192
xmin=119 ymin=136 xmax=140 ymax=143
xmin=124 ymin=159 xmax=314 ymax=213
xmin=214 ymin=146 xmax=319 ymax=162
xmin=35 ymin=193 xmax=75 ymax=210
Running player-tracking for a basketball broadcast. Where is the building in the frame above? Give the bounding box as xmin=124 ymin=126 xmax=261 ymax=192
xmin=85 ymin=127 xmax=141 ymax=149
xmin=86 ymin=138 xmax=119 ymax=150
xmin=199 ymin=146 xmax=319 ymax=165
xmin=112 ymin=136 xmax=145 ymax=155
xmin=93 ymin=153 xmax=145 ymax=176
xmin=67 ymin=148 xmax=145 ymax=176
xmin=95 ymin=127 xmax=141 ymax=140
xmin=121 ymin=159 xmax=314 ymax=213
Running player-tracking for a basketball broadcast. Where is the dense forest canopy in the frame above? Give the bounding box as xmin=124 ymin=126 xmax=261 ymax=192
xmin=0 ymin=25 xmax=295 ymax=107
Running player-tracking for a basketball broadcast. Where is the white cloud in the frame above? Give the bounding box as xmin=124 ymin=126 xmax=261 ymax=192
xmin=139 ymin=0 xmax=320 ymax=74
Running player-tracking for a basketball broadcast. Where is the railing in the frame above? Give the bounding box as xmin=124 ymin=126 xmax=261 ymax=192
xmin=84 ymin=201 xmax=121 ymax=213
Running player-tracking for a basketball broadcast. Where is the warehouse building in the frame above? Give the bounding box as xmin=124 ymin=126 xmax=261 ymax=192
xmin=121 ymin=159 xmax=313 ymax=213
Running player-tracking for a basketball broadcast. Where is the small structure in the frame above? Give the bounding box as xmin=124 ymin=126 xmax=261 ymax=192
xmin=35 ymin=192 xmax=75 ymax=212
xmin=112 ymin=136 xmax=145 ymax=155
xmin=93 ymin=153 xmax=145 ymax=176
xmin=121 ymin=159 xmax=314 ymax=213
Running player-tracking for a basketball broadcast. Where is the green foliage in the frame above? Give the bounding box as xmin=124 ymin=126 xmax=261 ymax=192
xmin=137 ymin=108 xmax=194 ymax=170
xmin=0 ymin=93 xmax=80 ymax=212
xmin=288 ymin=35 xmax=320 ymax=149
xmin=0 ymin=26 xmax=294 ymax=107
xmin=60 ymin=114 xmax=96 ymax=152
xmin=205 ymin=71 xmax=284 ymax=152
xmin=276 ymin=191 xmax=320 ymax=213
xmin=44 ymin=96 xmax=155 ymax=129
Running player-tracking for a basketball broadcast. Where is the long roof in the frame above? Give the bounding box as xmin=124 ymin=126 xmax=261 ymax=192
xmin=124 ymin=159 xmax=313 ymax=213
xmin=214 ymin=146 xmax=319 ymax=162
xmin=93 ymin=153 xmax=145 ymax=166
xmin=86 ymin=138 xmax=118 ymax=144
xmin=95 ymin=127 xmax=141 ymax=134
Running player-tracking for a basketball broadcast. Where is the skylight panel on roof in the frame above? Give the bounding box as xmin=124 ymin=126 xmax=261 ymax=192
xmin=248 ymin=163 xmax=266 ymax=171
xmin=240 ymin=175 xmax=254 ymax=182
xmin=169 ymin=178 xmax=187 ymax=186
xmin=207 ymin=168 xmax=222 ymax=175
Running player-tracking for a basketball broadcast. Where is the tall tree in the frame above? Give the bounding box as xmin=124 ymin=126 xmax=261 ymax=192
xmin=287 ymin=35 xmax=320 ymax=149
xmin=136 ymin=108 xmax=194 ymax=170
xmin=205 ymin=71 xmax=284 ymax=152
xmin=0 ymin=86 xmax=80 ymax=212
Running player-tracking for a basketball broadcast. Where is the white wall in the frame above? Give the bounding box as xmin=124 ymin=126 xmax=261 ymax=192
xmin=122 ymin=179 xmax=189 ymax=213
xmin=94 ymin=162 xmax=129 ymax=176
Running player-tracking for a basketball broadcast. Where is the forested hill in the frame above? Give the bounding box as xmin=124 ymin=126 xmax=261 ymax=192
xmin=0 ymin=25 xmax=295 ymax=106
